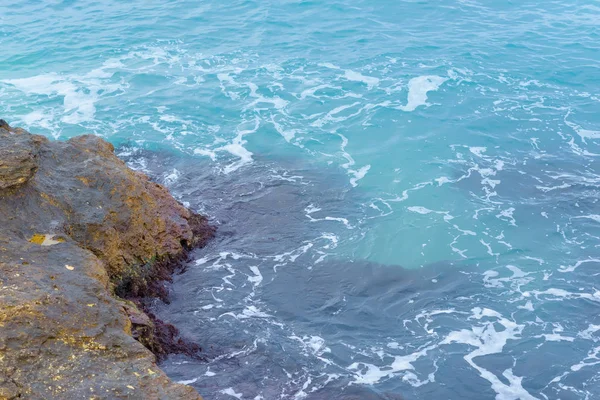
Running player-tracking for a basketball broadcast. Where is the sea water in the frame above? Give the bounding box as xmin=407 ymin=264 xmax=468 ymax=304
xmin=2 ymin=1 xmax=600 ymax=399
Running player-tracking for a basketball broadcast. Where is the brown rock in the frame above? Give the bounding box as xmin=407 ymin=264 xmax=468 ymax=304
xmin=0 ymin=130 xmax=44 ymax=190
xmin=0 ymin=121 xmax=214 ymax=399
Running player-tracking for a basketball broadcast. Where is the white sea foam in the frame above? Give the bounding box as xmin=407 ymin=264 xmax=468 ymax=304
xmin=573 ymin=215 xmax=600 ymax=223
xmin=518 ymin=301 xmax=534 ymax=311
xmin=408 ymin=206 xmax=454 ymax=221
xmin=579 ymin=325 xmax=600 ymax=341
xmin=163 ymin=168 xmax=181 ymax=184
xmin=470 ymin=146 xmax=487 ymax=157
xmin=482 ymin=265 xmax=531 ymax=289
xmin=247 ymin=266 xmax=263 ymax=287
xmin=246 ymin=81 xmax=288 ymax=110
xmin=442 ymin=307 xmax=536 ymax=400
xmin=4 ymin=73 xmax=75 ymax=95
xmin=402 ymin=371 xmax=435 ymax=388
xmin=415 ymin=309 xmax=461 ymax=334
xmin=398 ymin=75 xmax=447 ymax=112
xmin=348 ymin=362 xmax=392 ymax=384
xmin=21 ymin=110 xmax=54 ymax=130
xmin=523 ymin=256 xmax=545 ymax=265
xmin=221 ymin=305 xmax=272 ymax=320
xmin=536 ymin=333 xmax=574 ymax=342
xmin=3 ymin=67 xmax=122 ymax=127
xmin=305 ymin=204 xmax=321 ymax=215
xmin=177 ymin=377 xmax=198 ymax=385
xmin=536 ymin=183 xmax=571 ymax=192
xmin=479 ymin=239 xmax=497 ymax=257
xmin=408 ymin=206 xmax=433 ymax=215
xmin=318 ymin=62 xmax=341 ymax=70
xmin=506 ymin=265 xmax=527 ymax=278
xmin=384 ymin=181 xmax=431 ymax=204
xmin=319 ymin=233 xmax=339 ymax=249
xmin=349 ymin=343 xmax=438 ymax=385
xmin=450 ymin=235 xmax=468 ymax=258
xmin=299 ymin=84 xmax=338 ymax=99
xmin=559 ymin=258 xmax=600 ymax=273
xmin=349 ymin=164 xmax=371 ymax=187
xmin=334 ymin=133 xmax=371 ymax=187
xmin=220 ymin=387 xmax=243 ymax=399
xmin=292 ymin=377 xmax=312 ymax=400
xmin=217 ymin=72 xmax=241 ymax=100
xmin=435 ymin=176 xmax=453 ymax=186
xmin=343 ymin=70 xmax=380 ymax=89
xmin=272 ymin=242 xmax=314 ymax=268
xmin=9 ymin=74 xmax=94 ymax=124
xmin=529 ymin=288 xmax=600 ymax=302
xmin=496 ymin=207 xmax=517 ymax=226
xmin=564 ymin=111 xmax=600 ymax=143
xmin=219 ymin=116 xmax=260 ymax=173
xmin=290 ymin=335 xmax=331 ymax=357
xmin=569 ymin=346 xmax=600 ymax=373
xmin=193 ymin=147 xmax=218 ymax=161
xmin=311 ymin=103 xmax=362 ymax=128
xmin=270 ymin=116 xmax=297 ymax=142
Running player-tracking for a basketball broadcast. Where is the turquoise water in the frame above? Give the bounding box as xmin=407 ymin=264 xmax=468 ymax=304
xmin=2 ymin=1 xmax=600 ymax=399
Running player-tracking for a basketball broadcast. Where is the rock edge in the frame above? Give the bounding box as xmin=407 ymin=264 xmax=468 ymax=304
xmin=0 ymin=121 xmax=214 ymax=399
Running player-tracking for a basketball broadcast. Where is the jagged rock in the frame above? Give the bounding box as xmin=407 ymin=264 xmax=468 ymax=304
xmin=0 ymin=125 xmax=43 ymax=190
xmin=0 ymin=122 xmax=214 ymax=399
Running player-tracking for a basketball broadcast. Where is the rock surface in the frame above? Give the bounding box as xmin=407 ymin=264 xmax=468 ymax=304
xmin=0 ymin=121 xmax=213 ymax=399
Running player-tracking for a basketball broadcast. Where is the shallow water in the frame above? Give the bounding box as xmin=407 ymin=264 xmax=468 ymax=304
xmin=2 ymin=1 xmax=600 ymax=399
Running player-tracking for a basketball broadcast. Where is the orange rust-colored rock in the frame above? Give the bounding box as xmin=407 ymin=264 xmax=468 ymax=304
xmin=0 ymin=121 xmax=214 ymax=399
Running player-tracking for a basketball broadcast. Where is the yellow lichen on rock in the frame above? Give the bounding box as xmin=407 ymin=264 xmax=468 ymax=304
xmin=29 ymin=234 xmax=65 ymax=246
xmin=28 ymin=234 xmax=47 ymax=245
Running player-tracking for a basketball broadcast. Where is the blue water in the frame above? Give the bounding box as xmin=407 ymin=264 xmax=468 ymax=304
xmin=2 ymin=1 xmax=600 ymax=398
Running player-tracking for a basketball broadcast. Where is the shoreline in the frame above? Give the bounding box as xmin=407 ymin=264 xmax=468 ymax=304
xmin=0 ymin=120 xmax=213 ymax=399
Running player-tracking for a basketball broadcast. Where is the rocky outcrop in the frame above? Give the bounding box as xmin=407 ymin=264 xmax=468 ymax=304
xmin=0 ymin=121 xmax=214 ymax=399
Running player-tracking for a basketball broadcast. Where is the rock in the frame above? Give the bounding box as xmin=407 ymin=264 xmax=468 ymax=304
xmin=0 ymin=121 xmax=214 ymax=399
xmin=0 ymin=128 xmax=44 ymax=189
xmin=0 ymin=119 xmax=10 ymax=132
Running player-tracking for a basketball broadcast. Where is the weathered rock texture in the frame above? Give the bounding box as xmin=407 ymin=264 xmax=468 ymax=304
xmin=0 ymin=120 xmax=213 ymax=399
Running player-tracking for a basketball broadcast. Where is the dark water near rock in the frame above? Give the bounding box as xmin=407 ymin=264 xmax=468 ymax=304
xmin=121 ymin=148 xmax=600 ymax=400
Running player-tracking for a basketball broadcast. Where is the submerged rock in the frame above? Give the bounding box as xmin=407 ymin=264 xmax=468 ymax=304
xmin=0 ymin=122 xmax=214 ymax=399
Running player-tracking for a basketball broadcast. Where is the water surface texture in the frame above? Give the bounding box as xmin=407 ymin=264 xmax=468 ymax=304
xmin=2 ymin=1 xmax=600 ymax=399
